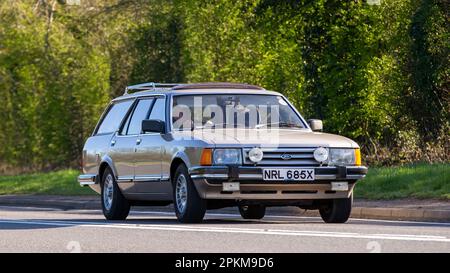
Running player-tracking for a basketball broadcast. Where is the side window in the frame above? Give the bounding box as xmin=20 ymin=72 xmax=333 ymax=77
xmin=96 ymin=100 xmax=133 ymax=135
xmin=119 ymin=105 xmax=134 ymax=135
xmin=149 ymin=97 xmax=166 ymax=121
xmin=126 ymin=99 xmax=154 ymax=135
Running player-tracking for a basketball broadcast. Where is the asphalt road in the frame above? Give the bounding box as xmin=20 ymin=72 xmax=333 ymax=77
xmin=0 ymin=205 xmax=449 ymax=253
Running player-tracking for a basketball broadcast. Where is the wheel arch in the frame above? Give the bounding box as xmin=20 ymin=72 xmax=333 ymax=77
xmin=170 ymin=157 xmax=187 ymax=184
xmin=97 ymin=155 xmax=118 ymax=185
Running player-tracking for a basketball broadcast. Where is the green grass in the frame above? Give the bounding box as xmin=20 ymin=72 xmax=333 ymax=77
xmin=0 ymin=163 xmax=448 ymax=199
xmin=0 ymin=169 xmax=94 ymax=195
xmin=355 ymin=163 xmax=450 ymax=200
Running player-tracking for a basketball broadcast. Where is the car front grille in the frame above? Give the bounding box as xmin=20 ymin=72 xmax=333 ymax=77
xmin=242 ymin=147 xmax=320 ymax=166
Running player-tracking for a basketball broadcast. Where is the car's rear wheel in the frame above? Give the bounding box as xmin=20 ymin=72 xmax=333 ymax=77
xmin=173 ymin=164 xmax=206 ymax=223
xmin=319 ymin=194 xmax=353 ymax=223
xmin=101 ymin=167 xmax=130 ymax=220
xmin=238 ymin=205 xmax=266 ymax=220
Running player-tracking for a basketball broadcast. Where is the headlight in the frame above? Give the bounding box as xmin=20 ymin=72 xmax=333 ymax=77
xmin=329 ymin=149 xmax=356 ymax=166
xmin=213 ymin=149 xmax=242 ymax=165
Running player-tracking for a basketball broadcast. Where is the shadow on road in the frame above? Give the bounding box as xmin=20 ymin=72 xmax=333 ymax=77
xmin=1 ymin=214 xmax=448 ymax=231
xmin=1 ymin=205 xmax=448 ymax=231
xmin=0 ymin=218 xmax=317 ymax=231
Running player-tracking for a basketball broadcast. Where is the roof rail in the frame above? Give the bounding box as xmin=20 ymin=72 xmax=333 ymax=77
xmin=124 ymin=82 xmax=184 ymax=95
xmin=173 ymin=82 xmax=264 ymax=90
xmin=124 ymin=82 xmax=265 ymax=95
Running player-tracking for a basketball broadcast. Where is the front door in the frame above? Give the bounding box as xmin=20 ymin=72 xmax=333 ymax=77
xmin=134 ymin=97 xmax=171 ymax=199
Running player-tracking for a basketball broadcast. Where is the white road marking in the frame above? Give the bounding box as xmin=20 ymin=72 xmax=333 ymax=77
xmin=0 ymin=218 xmax=449 ymax=243
xmin=129 ymin=210 xmax=450 ymax=227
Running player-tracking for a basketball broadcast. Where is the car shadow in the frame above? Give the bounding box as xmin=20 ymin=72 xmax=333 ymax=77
xmin=0 ymin=215 xmax=326 ymax=231
xmin=1 ymin=214 xmax=447 ymax=231
xmin=1 ymin=206 xmax=448 ymax=230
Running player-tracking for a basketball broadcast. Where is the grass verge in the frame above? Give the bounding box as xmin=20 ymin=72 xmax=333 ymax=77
xmin=0 ymin=169 xmax=94 ymax=195
xmin=0 ymin=163 xmax=448 ymax=199
xmin=355 ymin=163 xmax=449 ymax=199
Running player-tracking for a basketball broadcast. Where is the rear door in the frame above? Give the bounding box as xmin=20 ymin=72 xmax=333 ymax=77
xmin=107 ymin=99 xmax=137 ymax=192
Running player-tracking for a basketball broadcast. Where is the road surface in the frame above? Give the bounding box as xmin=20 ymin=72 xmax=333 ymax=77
xmin=0 ymin=205 xmax=449 ymax=252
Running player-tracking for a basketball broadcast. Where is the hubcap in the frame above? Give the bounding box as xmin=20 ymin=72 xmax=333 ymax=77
xmin=103 ymin=174 xmax=114 ymax=211
xmin=175 ymin=174 xmax=188 ymax=214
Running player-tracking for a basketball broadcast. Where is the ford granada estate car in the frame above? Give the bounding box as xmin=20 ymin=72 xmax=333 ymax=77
xmin=78 ymin=82 xmax=368 ymax=223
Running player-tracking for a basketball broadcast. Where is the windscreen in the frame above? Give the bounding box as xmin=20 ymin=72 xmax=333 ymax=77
xmin=172 ymin=94 xmax=305 ymax=130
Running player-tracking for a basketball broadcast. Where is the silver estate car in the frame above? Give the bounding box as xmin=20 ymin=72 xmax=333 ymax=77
xmin=78 ymin=82 xmax=367 ymax=223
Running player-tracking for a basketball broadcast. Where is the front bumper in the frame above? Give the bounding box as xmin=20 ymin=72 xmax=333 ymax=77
xmin=189 ymin=165 xmax=367 ymax=181
xmin=189 ymin=165 xmax=367 ymax=200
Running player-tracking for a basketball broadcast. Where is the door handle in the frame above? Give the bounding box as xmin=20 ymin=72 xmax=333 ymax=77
xmin=136 ymin=138 xmax=142 ymax=145
xmin=110 ymin=140 xmax=116 ymax=146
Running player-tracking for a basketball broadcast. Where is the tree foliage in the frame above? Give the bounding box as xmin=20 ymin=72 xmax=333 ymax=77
xmin=0 ymin=0 xmax=110 ymax=172
xmin=0 ymin=0 xmax=448 ymax=173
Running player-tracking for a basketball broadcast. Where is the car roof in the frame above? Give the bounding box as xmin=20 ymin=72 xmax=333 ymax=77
xmin=112 ymin=82 xmax=282 ymax=102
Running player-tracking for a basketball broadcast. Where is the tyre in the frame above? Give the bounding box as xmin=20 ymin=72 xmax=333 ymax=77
xmin=173 ymin=164 xmax=206 ymax=223
xmin=238 ymin=205 xmax=266 ymax=220
xmin=101 ymin=167 xmax=130 ymax=220
xmin=319 ymin=194 xmax=353 ymax=223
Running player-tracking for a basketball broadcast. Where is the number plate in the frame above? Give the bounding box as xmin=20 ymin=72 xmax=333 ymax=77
xmin=263 ymin=168 xmax=315 ymax=181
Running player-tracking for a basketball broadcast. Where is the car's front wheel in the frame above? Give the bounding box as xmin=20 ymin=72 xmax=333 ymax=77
xmin=238 ymin=205 xmax=266 ymax=220
xmin=319 ymin=194 xmax=353 ymax=223
xmin=101 ymin=167 xmax=130 ymax=220
xmin=173 ymin=164 xmax=206 ymax=223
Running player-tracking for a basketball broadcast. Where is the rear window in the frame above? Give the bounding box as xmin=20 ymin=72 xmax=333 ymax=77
xmin=96 ymin=100 xmax=133 ymax=135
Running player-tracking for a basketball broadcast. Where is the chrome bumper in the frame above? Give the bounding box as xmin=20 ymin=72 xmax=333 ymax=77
xmin=189 ymin=165 xmax=368 ymax=181
xmin=188 ymin=165 xmax=366 ymax=200
xmin=77 ymin=174 xmax=97 ymax=186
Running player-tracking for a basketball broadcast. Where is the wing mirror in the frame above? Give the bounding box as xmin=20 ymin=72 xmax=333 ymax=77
xmin=142 ymin=119 xmax=165 ymax=134
xmin=307 ymin=119 xmax=323 ymax=132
